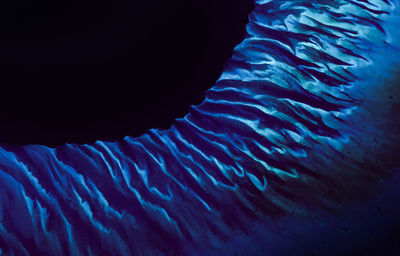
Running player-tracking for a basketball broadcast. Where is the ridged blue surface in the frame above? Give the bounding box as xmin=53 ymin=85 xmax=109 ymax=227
xmin=1 ymin=0 xmax=400 ymax=255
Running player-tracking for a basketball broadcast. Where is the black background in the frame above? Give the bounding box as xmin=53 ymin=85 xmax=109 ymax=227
xmin=0 ymin=0 xmax=253 ymax=146
xmin=0 ymin=2 xmax=399 ymax=255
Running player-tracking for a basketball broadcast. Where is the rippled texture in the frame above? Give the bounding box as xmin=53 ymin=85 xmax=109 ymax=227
xmin=1 ymin=0 xmax=400 ymax=255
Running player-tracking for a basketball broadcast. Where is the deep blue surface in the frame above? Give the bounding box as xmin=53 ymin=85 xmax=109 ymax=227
xmin=1 ymin=0 xmax=400 ymax=255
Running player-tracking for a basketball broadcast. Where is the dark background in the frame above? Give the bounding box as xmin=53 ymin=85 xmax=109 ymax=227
xmin=0 ymin=2 xmax=399 ymax=255
xmin=0 ymin=0 xmax=253 ymax=146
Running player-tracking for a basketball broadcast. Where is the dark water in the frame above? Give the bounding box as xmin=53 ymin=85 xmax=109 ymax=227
xmin=0 ymin=0 xmax=253 ymax=145
xmin=0 ymin=0 xmax=400 ymax=255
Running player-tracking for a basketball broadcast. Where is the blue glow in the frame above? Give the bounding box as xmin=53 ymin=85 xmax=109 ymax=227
xmin=1 ymin=0 xmax=400 ymax=255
